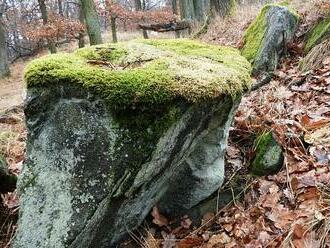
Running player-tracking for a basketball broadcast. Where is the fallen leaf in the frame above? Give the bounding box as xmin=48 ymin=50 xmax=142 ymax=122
xmin=180 ymin=216 xmax=192 ymax=229
xmin=177 ymin=237 xmax=204 ymax=248
xmin=151 ymin=207 xmax=168 ymax=227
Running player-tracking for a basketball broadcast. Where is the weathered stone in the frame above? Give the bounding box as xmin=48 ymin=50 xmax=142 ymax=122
xmin=241 ymin=4 xmax=299 ymax=75
xmin=0 ymin=153 xmax=17 ymax=193
xmin=250 ymin=132 xmax=283 ymax=176
xmin=14 ymin=39 xmax=251 ymax=248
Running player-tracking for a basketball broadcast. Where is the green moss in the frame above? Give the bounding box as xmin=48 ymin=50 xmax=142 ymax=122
xmin=75 ymin=44 xmax=127 ymax=62
xmin=305 ymin=17 xmax=330 ymax=53
xmin=241 ymin=4 xmax=299 ymax=63
xmin=228 ymin=0 xmax=237 ymax=16
xmin=241 ymin=5 xmax=269 ymax=63
xmin=25 ymin=39 xmax=251 ymax=110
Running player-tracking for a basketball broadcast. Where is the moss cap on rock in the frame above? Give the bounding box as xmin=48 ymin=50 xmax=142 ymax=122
xmin=25 ymin=39 xmax=251 ymax=110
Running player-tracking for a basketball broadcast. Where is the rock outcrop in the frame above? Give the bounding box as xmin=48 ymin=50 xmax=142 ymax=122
xmin=241 ymin=4 xmax=299 ymax=75
xmin=14 ymin=39 xmax=251 ymax=248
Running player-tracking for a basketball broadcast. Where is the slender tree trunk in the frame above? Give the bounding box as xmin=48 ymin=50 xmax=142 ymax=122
xmin=58 ymin=0 xmax=64 ymax=16
xmin=78 ymin=4 xmax=85 ymax=48
xmin=179 ymin=0 xmax=195 ymax=20
xmin=134 ymin=0 xmax=140 ymax=10
xmin=172 ymin=0 xmax=180 ymax=38
xmin=210 ymin=0 xmax=236 ymax=17
xmin=110 ymin=16 xmax=117 ymax=43
xmin=0 ymin=10 xmax=9 ymax=77
xmin=79 ymin=0 xmax=103 ymax=45
xmin=37 ymin=0 xmax=57 ymax=53
xmin=134 ymin=0 xmax=149 ymax=39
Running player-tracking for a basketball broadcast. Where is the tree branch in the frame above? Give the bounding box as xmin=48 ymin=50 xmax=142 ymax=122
xmin=138 ymin=21 xmax=190 ymax=32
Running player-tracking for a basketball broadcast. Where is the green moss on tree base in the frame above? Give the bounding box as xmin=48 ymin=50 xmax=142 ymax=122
xmin=305 ymin=17 xmax=330 ymax=53
xmin=25 ymin=39 xmax=251 ymax=110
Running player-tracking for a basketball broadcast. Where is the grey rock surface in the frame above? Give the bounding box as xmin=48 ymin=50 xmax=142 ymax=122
xmin=14 ymin=84 xmax=241 ymax=248
xmin=254 ymin=5 xmax=298 ymax=75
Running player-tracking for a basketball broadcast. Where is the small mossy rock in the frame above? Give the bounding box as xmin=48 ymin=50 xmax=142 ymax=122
xmin=251 ymin=132 xmax=284 ymax=176
xmin=241 ymin=4 xmax=299 ymax=75
xmin=0 ymin=154 xmax=17 ymax=193
xmin=14 ymin=39 xmax=251 ymax=248
xmin=304 ymin=17 xmax=330 ymax=53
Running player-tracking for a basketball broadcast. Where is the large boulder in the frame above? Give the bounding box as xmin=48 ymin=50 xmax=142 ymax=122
xmin=241 ymin=4 xmax=299 ymax=75
xmin=14 ymin=39 xmax=251 ymax=248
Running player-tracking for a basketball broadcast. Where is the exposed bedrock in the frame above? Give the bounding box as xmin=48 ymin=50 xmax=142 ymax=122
xmin=14 ymin=39 xmax=251 ymax=248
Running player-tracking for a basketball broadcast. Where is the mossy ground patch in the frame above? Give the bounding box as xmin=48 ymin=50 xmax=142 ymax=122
xmin=25 ymin=39 xmax=251 ymax=110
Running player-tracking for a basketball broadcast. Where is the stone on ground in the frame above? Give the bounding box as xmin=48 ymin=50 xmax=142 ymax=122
xmin=14 ymin=39 xmax=251 ymax=248
xmin=0 ymin=154 xmax=17 ymax=193
xmin=251 ymin=132 xmax=283 ymax=176
xmin=241 ymin=3 xmax=299 ymax=75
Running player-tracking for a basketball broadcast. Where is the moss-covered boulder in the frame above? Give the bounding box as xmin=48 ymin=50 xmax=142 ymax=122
xmin=14 ymin=39 xmax=251 ymax=248
xmin=304 ymin=17 xmax=330 ymax=53
xmin=251 ymin=132 xmax=283 ymax=176
xmin=241 ymin=4 xmax=299 ymax=75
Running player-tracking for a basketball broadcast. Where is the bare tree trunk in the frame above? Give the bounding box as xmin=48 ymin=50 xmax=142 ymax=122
xmin=78 ymin=4 xmax=85 ymax=48
xmin=58 ymin=0 xmax=64 ymax=16
xmin=37 ymin=0 xmax=57 ymax=53
xmin=0 ymin=5 xmax=9 ymax=78
xmin=210 ymin=0 xmax=236 ymax=17
xmin=179 ymin=0 xmax=194 ymax=20
xmin=110 ymin=16 xmax=117 ymax=43
xmin=79 ymin=0 xmax=103 ymax=45
xmin=172 ymin=0 xmax=180 ymax=38
xmin=135 ymin=0 xmax=149 ymax=39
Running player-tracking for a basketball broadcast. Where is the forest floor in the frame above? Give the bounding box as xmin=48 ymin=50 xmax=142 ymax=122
xmin=0 ymin=2 xmax=330 ymax=248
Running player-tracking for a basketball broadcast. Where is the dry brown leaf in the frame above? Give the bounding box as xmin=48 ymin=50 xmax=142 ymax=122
xmin=151 ymin=206 xmax=168 ymax=227
xmin=177 ymin=237 xmax=204 ymax=248
xmin=207 ymin=233 xmax=231 ymax=247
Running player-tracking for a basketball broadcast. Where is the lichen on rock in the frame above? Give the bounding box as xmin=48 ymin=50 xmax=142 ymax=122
xmin=24 ymin=39 xmax=251 ymax=111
